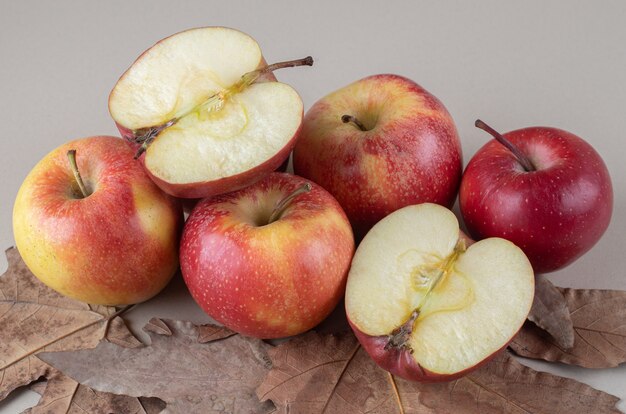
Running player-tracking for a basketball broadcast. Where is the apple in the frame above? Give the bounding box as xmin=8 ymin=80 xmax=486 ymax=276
xmin=109 ymin=26 xmax=312 ymax=199
xmin=346 ymin=203 xmax=534 ymax=382
xmin=13 ymin=136 xmax=183 ymax=305
xmin=180 ymin=172 xmax=354 ymax=338
xmin=459 ymin=120 xmax=613 ymax=273
xmin=293 ymin=74 xmax=462 ymax=240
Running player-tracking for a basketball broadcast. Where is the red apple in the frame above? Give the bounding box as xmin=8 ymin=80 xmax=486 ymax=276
xmin=293 ymin=74 xmax=462 ymax=240
xmin=180 ymin=172 xmax=354 ymax=338
xmin=109 ymin=27 xmax=312 ymax=199
xmin=459 ymin=120 xmax=613 ymax=273
xmin=346 ymin=203 xmax=534 ymax=382
xmin=13 ymin=136 xmax=183 ymax=305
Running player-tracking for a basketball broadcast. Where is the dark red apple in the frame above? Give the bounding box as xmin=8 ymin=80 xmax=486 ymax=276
xmin=460 ymin=120 xmax=613 ymax=273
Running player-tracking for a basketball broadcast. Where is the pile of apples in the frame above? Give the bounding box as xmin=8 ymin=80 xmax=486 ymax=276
xmin=13 ymin=27 xmax=613 ymax=382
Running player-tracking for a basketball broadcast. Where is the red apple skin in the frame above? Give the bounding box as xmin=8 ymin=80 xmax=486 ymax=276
xmin=460 ymin=127 xmax=613 ymax=273
xmin=348 ymin=318 xmax=512 ymax=382
xmin=180 ymin=172 xmax=355 ymax=338
xmin=13 ymin=136 xmax=183 ymax=305
xmin=293 ymin=74 xmax=462 ymax=240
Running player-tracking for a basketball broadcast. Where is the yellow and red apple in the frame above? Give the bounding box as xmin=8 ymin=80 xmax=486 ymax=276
xmin=293 ymin=74 xmax=462 ymax=240
xmin=180 ymin=172 xmax=354 ymax=338
xmin=13 ymin=136 xmax=183 ymax=305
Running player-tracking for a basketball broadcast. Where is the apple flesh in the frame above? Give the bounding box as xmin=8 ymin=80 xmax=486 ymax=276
xmin=180 ymin=172 xmax=354 ymax=338
xmin=293 ymin=74 xmax=462 ymax=240
xmin=346 ymin=203 xmax=534 ymax=382
xmin=13 ymin=136 xmax=183 ymax=305
xmin=460 ymin=121 xmax=613 ymax=273
xmin=109 ymin=27 xmax=310 ymax=198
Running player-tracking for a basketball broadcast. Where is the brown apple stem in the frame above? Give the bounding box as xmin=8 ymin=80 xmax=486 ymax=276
xmin=475 ymin=119 xmax=536 ymax=172
xmin=261 ymin=56 xmax=314 ymax=73
xmin=341 ymin=115 xmax=367 ymax=131
xmin=239 ymin=56 xmax=314 ymax=88
xmin=267 ymin=183 xmax=312 ymax=224
xmin=67 ymin=150 xmax=89 ymax=198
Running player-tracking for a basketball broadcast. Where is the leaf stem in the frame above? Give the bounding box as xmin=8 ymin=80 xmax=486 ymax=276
xmin=387 ymin=372 xmax=405 ymax=414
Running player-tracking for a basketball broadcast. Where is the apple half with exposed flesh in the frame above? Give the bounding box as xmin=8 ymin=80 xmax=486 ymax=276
xmin=346 ymin=203 xmax=534 ymax=382
xmin=109 ymin=27 xmax=311 ymax=198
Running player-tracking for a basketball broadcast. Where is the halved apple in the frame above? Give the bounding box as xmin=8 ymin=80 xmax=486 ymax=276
xmin=109 ymin=27 xmax=310 ymax=198
xmin=345 ymin=203 xmax=534 ymax=382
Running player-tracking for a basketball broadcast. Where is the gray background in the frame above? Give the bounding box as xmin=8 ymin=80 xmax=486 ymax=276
xmin=1 ymin=1 xmax=625 ymax=412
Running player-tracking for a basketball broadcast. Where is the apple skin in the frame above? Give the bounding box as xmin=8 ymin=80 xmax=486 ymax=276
xmin=13 ymin=136 xmax=183 ymax=305
xmin=180 ymin=172 xmax=355 ymax=338
xmin=293 ymin=74 xmax=462 ymax=240
xmin=460 ymin=126 xmax=613 ymax=273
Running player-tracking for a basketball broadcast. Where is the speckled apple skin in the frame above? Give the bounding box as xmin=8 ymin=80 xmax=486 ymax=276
xmin=348 ymin=317 xmax=513 ymax=383
xmin=460 ymin=127 xmax=613 ymax=273
xmin=293 ymin=74 xmax=462 ymax=240
xmin=13 ymin=136 xmax=183 ymax=305
xmin=180 ymin=172 xmax=355 ymax=339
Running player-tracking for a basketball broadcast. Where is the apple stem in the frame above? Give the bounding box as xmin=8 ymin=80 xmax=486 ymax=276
xmin=237 ymin=56 xmax=314 ymax=90
xmin=261 ymin=56 xmax=314 ymax=74
xmin=475 ymin=119 xmax=536 ymax=172
xmin=67 ymin=150 xmax=90 ymax=198
xmin=341 ymin=115 xmax=367 ymax=131
xmin=267 ymin=183 xmax=312 ymax=224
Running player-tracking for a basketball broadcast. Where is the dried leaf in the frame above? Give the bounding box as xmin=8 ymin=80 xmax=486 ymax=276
xmin=24 ymin=366 xmax=165 ymax=414
xmin=257 ymin=331 xmax=621 ymax=413
xmin=527 ymin=274 xmax=575 ymax=349
xmin=0 ymin=247 xmax=144 ymax=411
xmin=511 ymin=287 xmax=626 ymax=368
xmin=39 ymin=318 xmax=275 ymax=414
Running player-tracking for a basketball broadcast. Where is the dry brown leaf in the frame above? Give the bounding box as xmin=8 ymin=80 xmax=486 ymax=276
xmin=257 ymin=331 xmax=621 ymax=414
xmin=39 ymin=318 xmax=275 ymax=414
xmin=511 ymin=287 xmax=626 ymax=368
xmin=0 ymin=247 xmax=144 ymax=411
xmin=527 ymin=274 xmax=575 ymax=349
xmin=24 ymin=366 xmax=165 ymax=414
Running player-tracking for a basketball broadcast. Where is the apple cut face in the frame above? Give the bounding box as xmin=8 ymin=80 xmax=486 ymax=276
xmin=346 ymin=203 xmax=534 ymax=381
xmin=109 ymin=27 xmax=303 ymax=198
